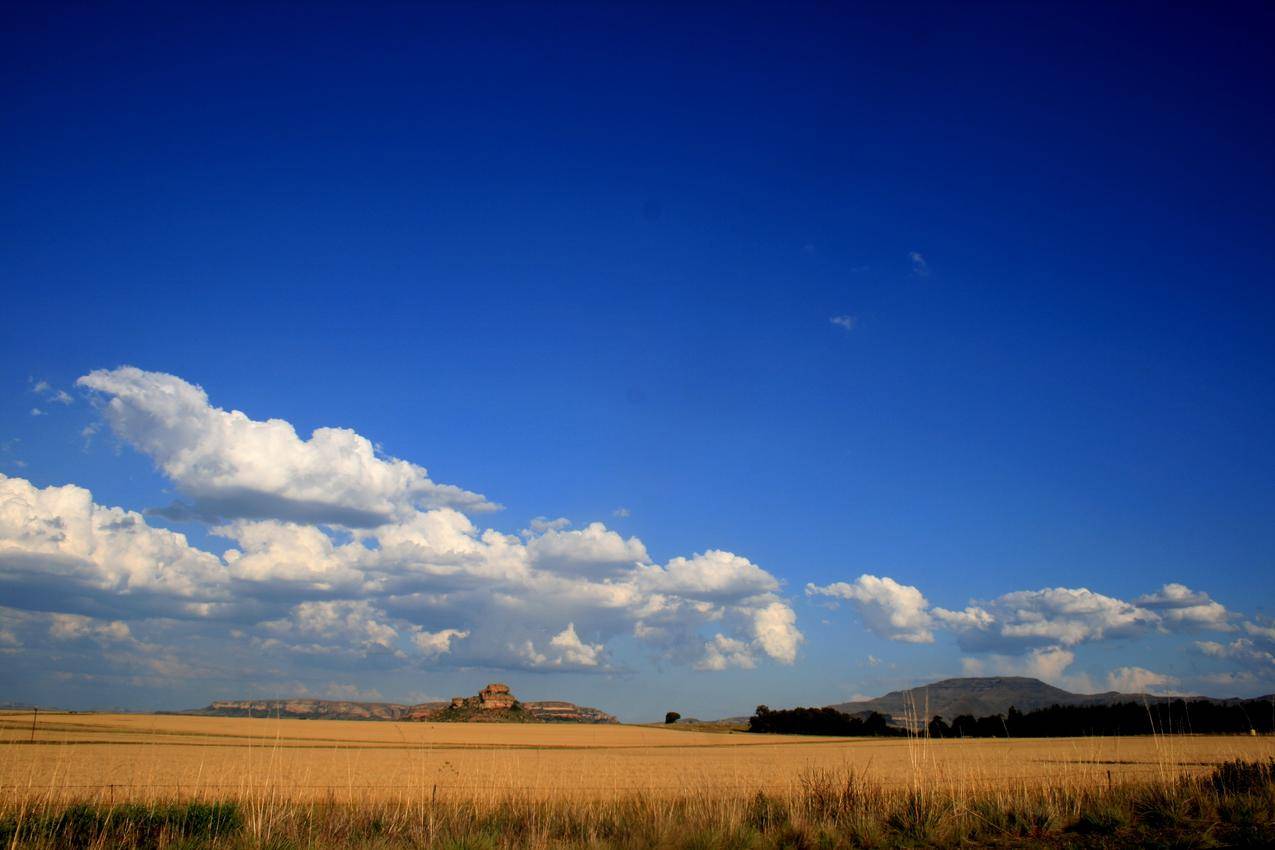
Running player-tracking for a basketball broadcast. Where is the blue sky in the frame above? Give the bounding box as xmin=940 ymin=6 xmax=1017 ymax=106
xmin=2 ymin=3 xmax=1273 ymax=720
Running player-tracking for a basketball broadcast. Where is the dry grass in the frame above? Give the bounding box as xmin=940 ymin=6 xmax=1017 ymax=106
xmin=2 ymin=711 xmax=1271 ymax=803
xmin=1 ymin=712 xmax=1273 ymax=848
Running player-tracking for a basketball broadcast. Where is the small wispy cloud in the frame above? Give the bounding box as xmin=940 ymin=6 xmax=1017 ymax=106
xmin=612 ymin=507 xmax=631 ymax=518
xmin=30 ymin=408 xmax=45 ymax=417
xmin=81 ymin=422 xmax=101 ymax=451
xmin=830 ymin=315 xmax=857 ymax=332
xmin=910 ymin=251 xmax=929 ymax=277
xmin=30 ymin=379 xmax=74 ymax=405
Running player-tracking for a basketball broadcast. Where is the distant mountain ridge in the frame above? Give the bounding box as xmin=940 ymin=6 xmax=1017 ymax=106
xmin=188 ymin=683 xmax=617 ymax=724
xmin=826 ymin=676 xmax=1268 ymax=723
xmin=194 ymin=699 xmax=411 ymax=721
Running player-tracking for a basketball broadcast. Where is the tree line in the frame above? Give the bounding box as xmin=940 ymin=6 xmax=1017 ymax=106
xmin=931 ymin=698 xmax=1275 ymax=738
xmin=748 ymin=698 xmax=1274 ymax=737
xmin=748 ymin=705 xmax=907 ymax=736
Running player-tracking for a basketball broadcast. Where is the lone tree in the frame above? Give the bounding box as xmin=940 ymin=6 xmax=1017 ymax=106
xmin=664 ymin=711 xmax=681 ymax=724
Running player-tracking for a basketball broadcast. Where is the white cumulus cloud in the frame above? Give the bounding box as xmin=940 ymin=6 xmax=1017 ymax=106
xmin=695 ymin=634 xmax=757 ymax=671
xmin=961 ymin=646 xmax=1080 ymax=688
xmin=645 ymin=550 xmax=780 ymax=600
xmin=411 ymin=627 xmax=469 ymax=658
xmin=813 ymin=570 xmax=1253 ymax=689
xmin=807 ymin=575 xmax=935 ymax=643
xmin=1242 ymin=620 xmax=1275 ymax=642
xmin=526 ymin=522 xmax=649 ymax=577
xmin=751 ymin=599 xmax=802 ymax=664
xmin=1135 ymin=583 xmax=1232 ymax=630
xmin=1105 ymin=666 xmax=1179 ymax=695
xmin=0 ymin=473 xmax=228 ymax=614
xmin=262 ymin=600 xmax=402 ymax=655
xmin=1196 ymin=638 xmax=1275 ymax=673
xmin=970 ymin=587 xmax=1160 ymax=649
xmin=77 ymin=367 xmax=498 ymax=526
xmin=0 ymin=463 xmax=801 ymax=677
xmin=546 ymin=623 xmax=605 ymax=668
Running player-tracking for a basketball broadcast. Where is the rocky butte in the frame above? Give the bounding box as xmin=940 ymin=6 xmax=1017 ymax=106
xmin=406 ymin=683 xmax=617 ymax=723
xmin=190 ymin=683 xmax=617 ymax=724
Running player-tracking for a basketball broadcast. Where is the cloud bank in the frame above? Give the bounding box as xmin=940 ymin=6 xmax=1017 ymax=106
xmin=810 ymin=574 xmax=1255 ymax=690
xmin=1 ymin=367 xmax=804 ymax=688
xmin=3 ymin=366 xmax=1269 ymax=704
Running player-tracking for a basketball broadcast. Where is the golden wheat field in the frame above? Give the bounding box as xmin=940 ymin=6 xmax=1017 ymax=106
xmin=2 ymin=711 xmax=1271 ymax=804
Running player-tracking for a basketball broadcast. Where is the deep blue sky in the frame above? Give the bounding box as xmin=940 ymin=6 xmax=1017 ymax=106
xmin=2 ymin=3 xmax=1273 ymax=718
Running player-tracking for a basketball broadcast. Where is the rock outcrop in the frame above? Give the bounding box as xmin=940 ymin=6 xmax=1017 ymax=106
xmin=472 ymin=682 xmax=517 ymax=710
xmin=405 ymin=684 xmax=617 ymax=723
xmin=408 ymin=682 xmax=523 ymax=721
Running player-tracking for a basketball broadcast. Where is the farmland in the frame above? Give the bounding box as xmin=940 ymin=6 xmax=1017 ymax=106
xmin=2 ymin=711 xmax=1273 ymax=847
xmin=1 ymin=711 xmax=1269 ymax=803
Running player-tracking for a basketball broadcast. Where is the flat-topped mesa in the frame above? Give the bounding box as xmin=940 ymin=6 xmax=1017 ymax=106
xmin=523 ymin=701 xmax=617 ymax=724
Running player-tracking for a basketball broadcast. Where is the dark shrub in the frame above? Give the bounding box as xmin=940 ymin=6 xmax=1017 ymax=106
xmin=1071 ymin=802 xmax=1128 ymax=835
xmin=1208 ymin=758 xmax=1275 ymax=795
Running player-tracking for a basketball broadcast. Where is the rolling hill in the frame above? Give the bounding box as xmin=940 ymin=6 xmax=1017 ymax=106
xmin=824 ymin=676 xmax=1245 ymax=722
